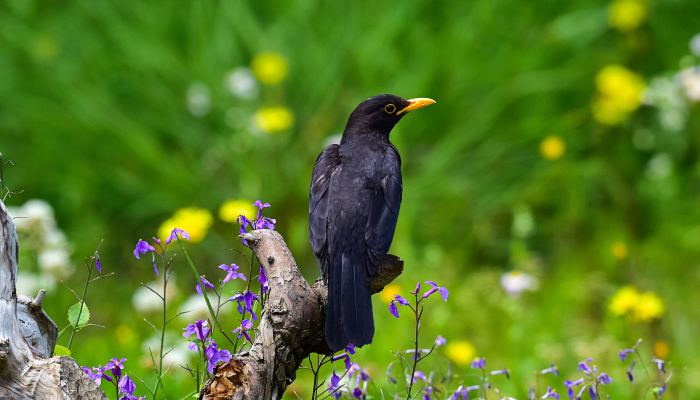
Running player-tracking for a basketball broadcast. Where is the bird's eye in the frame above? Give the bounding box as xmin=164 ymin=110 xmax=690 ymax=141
xmin=384 ymin=104 xmax=397 ymax=114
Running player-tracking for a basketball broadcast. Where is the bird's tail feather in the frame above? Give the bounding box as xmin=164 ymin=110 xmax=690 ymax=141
xmin=326 ymin=248 xmax=374 ymax=351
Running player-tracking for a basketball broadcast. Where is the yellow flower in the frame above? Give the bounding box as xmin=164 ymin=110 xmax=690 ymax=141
xmin=251 ymin=52 xmax=288 ymax=85
xmin=592 ymin=65 xmax=646 ymax=125
xmin=633 ymin=291 xmax=664 ymax=322
xmin=540 ymin=135 xmax=566 ymax=160
xmin=254 ymin=106 xmax=294 ymax=133
xmin=609 ymin=286 xmax=640 ymax=316
xmin=445 ymin=340 xmax=476 ymax=367
xmin=379 ymin=283 xmax=401 ymax=304
xmin=654 ymin=341 xmax=669 ymax=359
xmin=611 ymin=241 xmax=628 ymax=260
xmin=219 ymin=199 xmax=256 ymax=223
xmin=609 ymin=285 xmax=665 ymax=322
xmin=609 ymin=0 xmax=647 ymax=33
xmin=158 ymin=207 xmax=213 ymax=244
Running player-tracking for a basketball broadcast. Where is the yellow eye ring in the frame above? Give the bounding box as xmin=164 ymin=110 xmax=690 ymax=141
xmin=384 ymin=104 xmax=397 ymax=114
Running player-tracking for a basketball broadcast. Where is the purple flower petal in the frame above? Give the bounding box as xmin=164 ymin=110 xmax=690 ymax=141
xmin=389 ymin=301 xmax=399 ymax=318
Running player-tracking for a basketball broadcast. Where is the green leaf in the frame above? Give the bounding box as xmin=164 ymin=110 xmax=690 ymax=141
xmin=67 ymin=302 xmax=90 ymax=331
xmin=53 ymin=344 xmax=71 ymax=357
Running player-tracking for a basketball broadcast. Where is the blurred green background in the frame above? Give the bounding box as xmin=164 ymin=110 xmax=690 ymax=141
xmin=2 ymin=0 xmax=700 ymax=398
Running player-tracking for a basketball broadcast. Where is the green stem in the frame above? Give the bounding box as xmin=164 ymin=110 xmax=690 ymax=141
xmin=153 ymin=261 xmax=169 ymax=399
xmin=177 ymin=239 xmax=235 ymax=346
xmin=67 ymin=264 xmax=92 ymax=350
xmin=406 ymin=294 xmax=422 ymax=400
xmin=233 ymin=252 xmax=257 ymax=351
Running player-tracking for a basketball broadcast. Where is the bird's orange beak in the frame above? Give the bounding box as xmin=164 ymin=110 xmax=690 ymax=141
xmin=396 ymin=98 xmax=436 ymax=115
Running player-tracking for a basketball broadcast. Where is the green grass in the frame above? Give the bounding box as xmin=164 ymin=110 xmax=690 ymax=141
xmin=1 ymin=0 xmax=699 ymax=398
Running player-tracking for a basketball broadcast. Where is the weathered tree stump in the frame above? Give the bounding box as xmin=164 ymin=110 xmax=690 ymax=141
xmin=0 ymin=198 xmax=402 ymax=399
xmin=199 ymin=229 xmax=403 ymax=400
xmin=0 ymin=200 xmax=106 ymax=399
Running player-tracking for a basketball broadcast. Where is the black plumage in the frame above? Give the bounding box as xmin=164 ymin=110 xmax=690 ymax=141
xmin=309 ymin=94 xmax=435 ymax=351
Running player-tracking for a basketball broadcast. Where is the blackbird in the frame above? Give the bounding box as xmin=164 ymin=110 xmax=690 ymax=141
xmin=309 ymin=94 xmax=436 ymax=351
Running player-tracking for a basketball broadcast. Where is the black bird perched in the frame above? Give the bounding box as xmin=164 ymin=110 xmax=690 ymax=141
xmin=309 ymin=94 xmax=436 ymax=351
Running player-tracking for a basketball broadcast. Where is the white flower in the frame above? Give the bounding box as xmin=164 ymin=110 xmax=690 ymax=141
xmin=141 ymin=335 xmax=192 ymax=368
xmin=132 ymin=277 xmax=178 ymax=314
xmin=500 ymin=271 xmax=538 ymax=297
xmin=10 ymin=199 xmax=55 ymax=234
xmin=16 ymin=271 xmax=56 ymax=295
xmin=186 ymin=83 xmax=211 ymax=117
xmin=678 ymin=67 xmax=700 ymax=102
xmin=690 ymin=33 xmax=700 ymax=56
xmin=178 ymin=294 xmax=210 ymax=321
xmin=224 ymin=67 xmax=258 ymax=99
xmin=38 ymin=247 xmax=73 ymax=279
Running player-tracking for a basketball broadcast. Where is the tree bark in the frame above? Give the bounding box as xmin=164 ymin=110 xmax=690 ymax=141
xmin=0 ymin=200 xmax=106 ymax=399
xmin=200 ymin=229 xmax=403 ymax=400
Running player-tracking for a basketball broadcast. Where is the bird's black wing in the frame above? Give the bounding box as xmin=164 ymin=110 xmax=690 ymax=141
xmin=364 ymin=147 xmax=402 ymax=277
xmin=309 ymin=144 xmax=341 ymax=280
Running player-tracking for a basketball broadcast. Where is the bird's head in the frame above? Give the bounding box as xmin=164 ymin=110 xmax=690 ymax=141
xmin=343 ymin=94 xmax=436 ymax=139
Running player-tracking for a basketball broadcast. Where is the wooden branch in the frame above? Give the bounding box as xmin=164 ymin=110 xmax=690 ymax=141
xmin=200 ymin=229 xmax=403 ymax=400
xmin=0 ymin=200 xmax=106 ymax=399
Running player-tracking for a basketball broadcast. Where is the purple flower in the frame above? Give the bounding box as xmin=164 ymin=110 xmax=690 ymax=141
xmin=82 ymin=366 xmax=104 ymax=385
xmin=345 ymin=343 xmax=356 ymax=355
xmin=204 ymin=340 xmax=232 ymax=373
xmin=422 ymin=281 xmax=448 ymax=301
xmin=255 ymin=216 xmax=277 ymax=230
xmin=658 ymin=383 xmax=667 ymax=397
xmin=411 ymin=282 xmax=421 ymax=295
xmin=94 ymin=252 xmax=102 ymax=273
xmin=451 ymin=385 xmax=480 ymax=399
xmin=219 ymin=263 xmax=246 ymax=284
xmin=394 ymin=294 xmax=409 ymax=305
xmin=389 ymin=301 xmax=399 ymax=318
xmin=352 ymin=387 xmax=363 ymax=399
xmin=133 ymin=240 xmax=155 ymax=259
xmin=329 ymin=370 xmax=342 ymax=399
xmin=238 ymin=215 xmax=252 ymax=245
xmin=230 ymin=290 xmax=260 ymax=320
xmin=254 ymin=200 xmax=271 ymax=218
xmin=105 ymin=357 xmax=126 ymax=380
xmin=618 ymin=348 xmax=634 ymax=363
xmin=133 ymin=239 xmax=158 ymax=275
xmin=195 ymin=275 xmax=215 ymax=295
xmin=423 ymin=386 xmax=433 ymax=400
xmin=564 ymin=379 xmax=584 ymax=400
xmin=491 ymin=368 xmax=510 ymax=379
xmin=598 ymin=372 xmax=612 ymax=385
xmin=471 ymin=357 xmax=486 ymax=369
xmin=233 ymin=319 xmax=254 ymax=343
xmin=577 ymin=358 xmax=593 ymax=374
xmin=652 ymin=358 xmax=666 ymax=373
xmin=543 ymin=386 xmax=560 ymax=400
xmin=166 ymin=227 xmax=190 ymax=244
xmin=540 ymin=363 xmax=559 ymax=376
xmin=626 ymin=360 xmax=637 ymax=382
xmin=435 ymin=335 xmax=446 ymax=347
xmin=183 ymin=319 xmax=210 ymax=342
xmin=118 ymin=375 xmax=136 ymax=396
xmin=412 ymin=370 xmax=427 ymax=383
xmin=259 ymin=264 xmax=269 ymax=295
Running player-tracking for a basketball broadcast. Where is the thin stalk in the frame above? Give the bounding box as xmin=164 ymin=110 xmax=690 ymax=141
xmin=152 ymin=260 xmax=170 ymax=399
xmin=67 ymin=263 xmax=92 ymax=349
xmin=177 ymin=239 xmax=234 ymax=345
xmin=406 ymin=293 xmax=422 ymax=400
xmin=233 ymin=252 xmax=257 ymax=351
